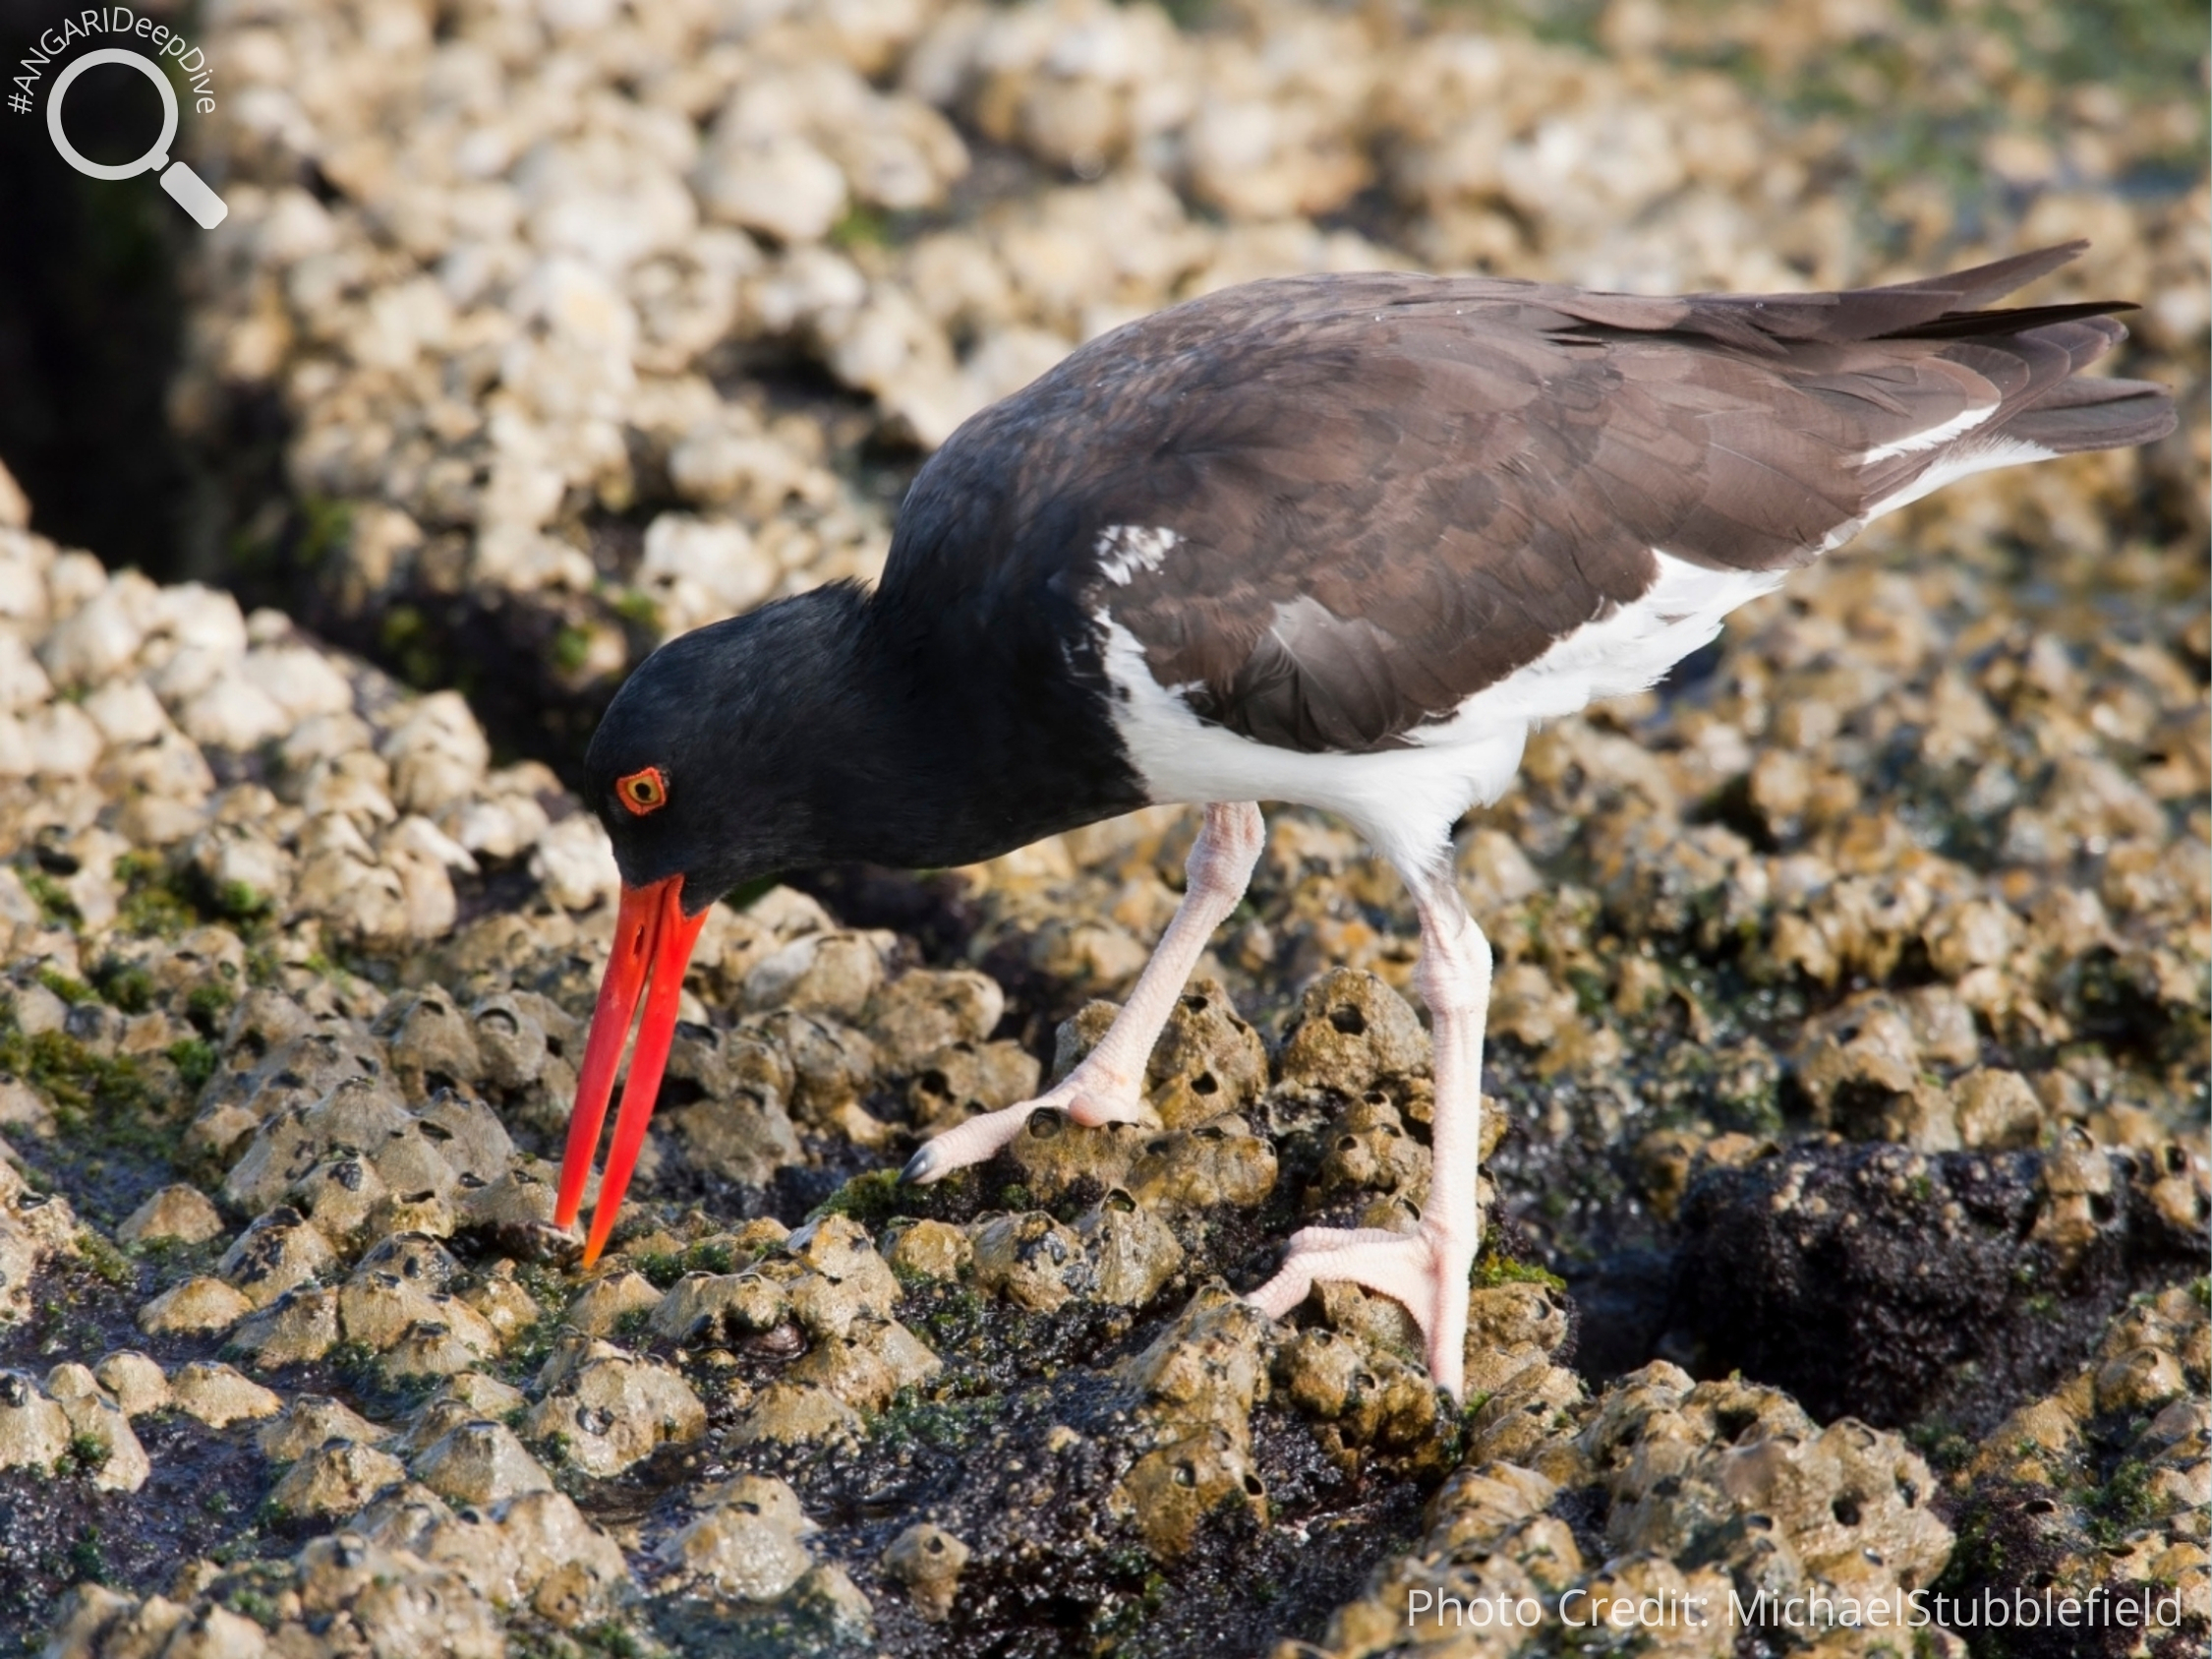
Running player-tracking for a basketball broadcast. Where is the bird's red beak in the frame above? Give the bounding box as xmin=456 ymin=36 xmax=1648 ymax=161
xmin=553 ymin=875 xmax=709 ymax=1266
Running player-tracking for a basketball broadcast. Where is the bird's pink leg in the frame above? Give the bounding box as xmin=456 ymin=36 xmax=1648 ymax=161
xmin=1247 ymin=870 xmax=1492 ymax=1403
xmin=902 ymin=801 xmax=1266 ymax=1183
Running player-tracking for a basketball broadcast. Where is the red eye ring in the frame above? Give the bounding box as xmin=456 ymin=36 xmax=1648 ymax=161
xmin=615 ymin=766 xmax=668 ymax=817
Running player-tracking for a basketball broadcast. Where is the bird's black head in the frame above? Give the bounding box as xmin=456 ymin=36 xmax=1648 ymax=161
xmin=581 ymin=587 xmax=873 ymax=914
xmin=559 ymin=584 xmax=874 ymax=1266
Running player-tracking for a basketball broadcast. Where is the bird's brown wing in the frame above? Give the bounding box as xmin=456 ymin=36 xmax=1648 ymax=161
xmin=881 ymin=245 xmax=2171 ymax=755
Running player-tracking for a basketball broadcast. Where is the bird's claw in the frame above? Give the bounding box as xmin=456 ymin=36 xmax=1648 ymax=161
xmin=1246 ymin=1221 xmax=1477 ymax=1404
xmin=898 ymin=1074 xmax=1148 ymax=1184
xmin=899 ymin=1141 xmax=948 ymax=1185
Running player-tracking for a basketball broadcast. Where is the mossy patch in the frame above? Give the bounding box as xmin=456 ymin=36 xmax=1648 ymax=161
xmin=804 ymin=1167 xmax=908 ymax=1231
xmin=22 ymin=870 xmax=80 ymax=928
xmin=633 ymin=1237 xmax=742 ymax=1290
xmin=111 ymin=853 xmax=204 ymax=939
xmin=1471 ymin=1252 xmax=1567 ymax=1294
xmin=33 ymin=969 xmax=94 ymax=1006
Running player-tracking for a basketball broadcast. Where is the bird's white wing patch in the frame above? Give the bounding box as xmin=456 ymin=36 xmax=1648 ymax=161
xmin=1095 ymin=614 xmax=1524 ymax=875
xmin=1416 ymin=551 xmax=1785 ymax=739
xmin=1860 ymin=402 xmax=1998 ymax=464
xmin=1861 ymin=437 xmax=2058 ymax=519
xmin=1095 ymin=525 xmax=1183 ymax=586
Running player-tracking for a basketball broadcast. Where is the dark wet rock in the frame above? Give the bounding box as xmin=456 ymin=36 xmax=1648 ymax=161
xmin=1669 ymin=1139 xmax=2210 ymax=1432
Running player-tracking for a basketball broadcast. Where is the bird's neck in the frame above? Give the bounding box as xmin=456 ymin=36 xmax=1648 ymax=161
xmin=781 ymin=582 xmax=1144 ymax=870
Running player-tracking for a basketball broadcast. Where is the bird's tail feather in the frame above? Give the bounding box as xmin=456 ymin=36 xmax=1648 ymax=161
xmin=2001 ymin=374 xmax=2177 ymax=454
xmin=1881 ymin=298 xmax=2136 ymax=340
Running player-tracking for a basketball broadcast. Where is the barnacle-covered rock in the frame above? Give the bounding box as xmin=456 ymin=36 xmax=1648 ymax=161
xmin=170 ymin=1360 xmax=283 ymax=1428
xmin=260 ymin=1395 xmax=391 ymax=1463
xmin=0 ymin=1369 xmax=71 ymax=1472
xmin=270 ymin=1441 xmax=409 ymax=1519
xmin=882 ymin=1217 xmax=972 ymax=1283
xmin=116 ymin=1182 xmax=225 ymax=1247
xmin=970 ymin=1211 xmax=1091 ymax=1314
xmin=994 ymin=1098 xmax=1148 ymax=1203
xmin=882 ymin=1521 xmax=970 ymax=1622
xmin=524 ymin=1342 xmax=706 ymax=1478
xmin=659 ymin=1023 xmax=803 ymax=1186
xmin=784 ymin=1215 xmax=902 ymax=1339
xmin=730 ymin=1381 xmax=866 ymax=1450
xmin=42 ymin=1363 xmax=150 ymax=1493
xmin=905 ymin=1038 xmax=1043 ymax=1134
xmin=1276 ymin=968 xmax=1430 ymax=1100
xmin=559 ymin=1270 xmax=664 ymax=1338
xmin=1128 ymin=1114 xmax=1278 ymax=1211
xmin=227 ymin=1284 xmax=342 ymax=1369
xmin=662 ymin=1474 xmax=818 ymax=1600
xmin=864 ymin=968 xmax=1005 ymax=1072
xmin=218 ymin=1207 xmax=339 ymax=1309
xmin=650 ymin=1270 xmax=788 ymax=1346
xmin=91 ymin=1352 xmax=169 ymax=1419
xmin=1076 ymin=1189 xmax=1185 ymax=1307
xmin=1106 ymin=1288 xmax=1276 ymax=1558
xmin=410 ymin=1419 xmax=554 ymax=1507
xmin=1 ymin=0 xmax=2205 ymax=1647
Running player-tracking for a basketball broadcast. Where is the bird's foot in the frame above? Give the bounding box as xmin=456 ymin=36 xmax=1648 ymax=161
xmin=1246 ymin=1221 xmax=1476 ymax=1403
xmin=901 ymin=1068 xmax=1149 ymax=1183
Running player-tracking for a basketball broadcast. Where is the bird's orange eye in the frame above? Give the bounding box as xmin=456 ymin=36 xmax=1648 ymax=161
xmin=615 ymin=766 xmax=668 ymax=817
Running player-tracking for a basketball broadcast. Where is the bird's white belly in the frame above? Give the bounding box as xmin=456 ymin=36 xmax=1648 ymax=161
xmin=1097 ymin=549 xmax=1781 ymax=873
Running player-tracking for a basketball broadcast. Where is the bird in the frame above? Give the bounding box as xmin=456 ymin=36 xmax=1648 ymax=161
xmin=552 ymin=241 xmax=2173 ymax=1402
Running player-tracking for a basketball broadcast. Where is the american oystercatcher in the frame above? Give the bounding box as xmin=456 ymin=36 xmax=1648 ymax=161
xmin=554 ymin=242 xmax=2173 ymax=1400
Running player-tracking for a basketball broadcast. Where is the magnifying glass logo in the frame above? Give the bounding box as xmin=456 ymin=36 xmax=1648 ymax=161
xmin=45 ymin=48 xmax=228 ymax=229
